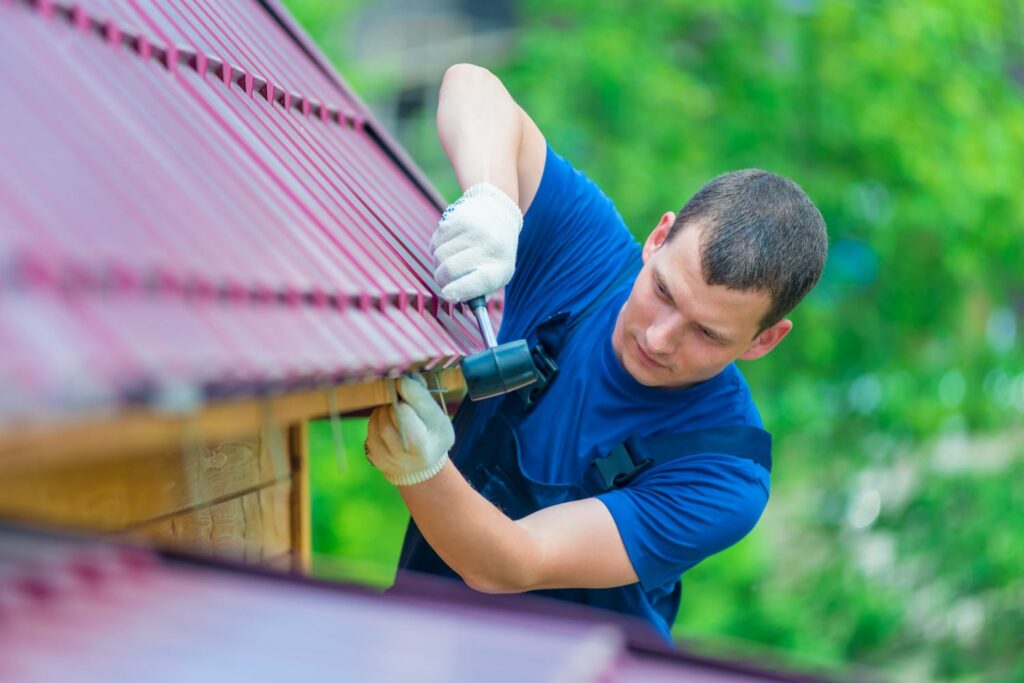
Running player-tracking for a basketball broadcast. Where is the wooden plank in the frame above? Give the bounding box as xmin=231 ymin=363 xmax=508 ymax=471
xmin=289 ymin=421 xmax=312 ymax=574
xmin=0 ymin=368 xmax=465 ymax=474
xmin=263 ymin=550 xmax=294 ymax=572
xmin=126 ymin=480 xmax=292 ymax=564
xmin=0 ymin=435 xmax=284 ymax=531
xmin=259 ymin=482 xmax=292 ymax=560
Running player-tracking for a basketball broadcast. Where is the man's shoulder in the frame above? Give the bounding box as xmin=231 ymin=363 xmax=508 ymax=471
xmin=717 ymin=363 xmax=763 ymax=423
xmin=666 ymin=363 xmax=766 ymax=433
xmin=504 ymin=145 xmax=639 ymax=335
xmin=524 ymin=144 xmax=630 ymax=233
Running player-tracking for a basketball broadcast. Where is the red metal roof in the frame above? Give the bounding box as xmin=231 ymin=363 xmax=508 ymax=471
xmin=0 ymin=0 xmax=487 ymax=420
xmin=0 ymin=525 xmax=841 ymax=682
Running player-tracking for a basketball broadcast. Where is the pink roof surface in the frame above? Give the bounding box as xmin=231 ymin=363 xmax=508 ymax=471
xmin=0 ymin=525 xmax=842 ymax=682
xmin=0 ymin=0 xmax=488 ymax=420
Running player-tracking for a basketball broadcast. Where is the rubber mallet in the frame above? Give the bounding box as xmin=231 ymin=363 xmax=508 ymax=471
xmin=460 ymin=296 xmax=540 ymax=401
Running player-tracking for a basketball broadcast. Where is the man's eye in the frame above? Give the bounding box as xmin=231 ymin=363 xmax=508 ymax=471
xmin=655 ymin=279 xmax=669 ymax=298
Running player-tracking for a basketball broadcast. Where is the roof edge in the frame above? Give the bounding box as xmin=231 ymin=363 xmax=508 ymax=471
xmin=257 ymin=0 xmax=449 ymax=212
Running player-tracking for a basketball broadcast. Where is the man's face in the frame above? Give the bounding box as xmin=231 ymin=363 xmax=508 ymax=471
xmin=611 ymin=213 xmax=793 ymax=388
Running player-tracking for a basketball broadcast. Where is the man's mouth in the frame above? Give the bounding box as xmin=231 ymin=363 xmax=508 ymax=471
xmin=635 ymin=338 xmax=665 ymax=370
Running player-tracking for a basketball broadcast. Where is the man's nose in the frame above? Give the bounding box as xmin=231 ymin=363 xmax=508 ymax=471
xmin=646 ymin=315 xmax=680 ymax=355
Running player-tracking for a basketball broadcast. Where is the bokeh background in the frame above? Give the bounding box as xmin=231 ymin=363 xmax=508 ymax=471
xmin=282 ymin=2 xmax=1024 ymax=681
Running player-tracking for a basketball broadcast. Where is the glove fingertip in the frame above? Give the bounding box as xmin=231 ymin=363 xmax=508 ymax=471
xmin=396 ymin=375 xmax=433 ymax=409
xmin=441 ymin=270 xmax=487 ymax=302
xmin=403 ymin=373 xmax=428 ymax=389
xmin=439 ymin=283 xmax=464 ymax=303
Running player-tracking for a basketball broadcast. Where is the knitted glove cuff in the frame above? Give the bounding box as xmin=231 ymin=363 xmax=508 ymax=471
xmin=456 ymin=182 xmax=523 ymax=234
xmin=385 ymin=453 xmax=450 ymax=487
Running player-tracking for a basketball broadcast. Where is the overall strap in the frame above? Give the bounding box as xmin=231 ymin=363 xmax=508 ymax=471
xmin=515 ymin=255 xmax=642 ymax=410
xmin=591 ymin=425 xmax=773 ymax=491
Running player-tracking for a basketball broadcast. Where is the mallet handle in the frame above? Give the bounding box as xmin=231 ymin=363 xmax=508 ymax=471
xmin=467 ymin=295 xmax=498 ymax=348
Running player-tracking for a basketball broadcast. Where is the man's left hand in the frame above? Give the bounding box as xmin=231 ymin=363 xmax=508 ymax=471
xmin=365 ymin=375 xmax=455 ymax=486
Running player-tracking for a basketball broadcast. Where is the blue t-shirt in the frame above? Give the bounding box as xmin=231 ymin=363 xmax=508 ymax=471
xmin=500 ymin=144 xmax=771 ymax=639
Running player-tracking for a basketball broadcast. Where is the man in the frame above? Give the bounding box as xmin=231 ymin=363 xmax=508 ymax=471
xmin=364 ymin=63 xmax=827 ymax=642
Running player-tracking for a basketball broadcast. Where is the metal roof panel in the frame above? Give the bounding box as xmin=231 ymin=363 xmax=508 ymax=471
xmin=0 ymin=1 xmax=483 ymax=422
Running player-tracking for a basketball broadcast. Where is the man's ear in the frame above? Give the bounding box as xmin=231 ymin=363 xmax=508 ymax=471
xmin=740 ymin=319 xmax=793 ymax=361
xmin=642 ymin=211 xmax=677 ymax=262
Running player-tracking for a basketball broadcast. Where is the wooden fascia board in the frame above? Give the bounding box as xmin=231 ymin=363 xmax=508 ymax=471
xmin=0 ymin=368 xmax=465 ymax=475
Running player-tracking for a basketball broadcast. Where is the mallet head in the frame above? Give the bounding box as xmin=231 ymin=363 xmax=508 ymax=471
xmin=461 ymin=340 xmax=540 ymax=401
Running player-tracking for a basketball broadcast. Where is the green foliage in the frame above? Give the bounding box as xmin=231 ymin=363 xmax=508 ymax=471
xmin=286 ymin=1 xmax=1024 ymax=680
xmin=308 ymin=417 xmax=407 ymax=588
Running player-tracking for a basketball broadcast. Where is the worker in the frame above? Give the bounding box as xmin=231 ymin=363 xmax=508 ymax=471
xmin=364 ymin=63 xmax=828 ymax=643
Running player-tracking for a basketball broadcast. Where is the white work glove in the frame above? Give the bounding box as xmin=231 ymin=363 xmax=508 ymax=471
xmin=364 ymin=375 xmax=455 ymax=486
xmin=431 ymin=182 xmax=523 ymax=303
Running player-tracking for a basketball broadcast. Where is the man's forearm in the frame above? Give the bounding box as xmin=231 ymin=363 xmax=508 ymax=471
xmin=398 ymin=460 xmax=541 ymax=593
xmin=437 ymin=64 xmax=523 ymax=202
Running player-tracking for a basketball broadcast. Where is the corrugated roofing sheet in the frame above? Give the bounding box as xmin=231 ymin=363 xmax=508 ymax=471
xmin=0 ymin=525 xmax=836 ymax=683
xmin=0 ymin=0 xmax=487 ymax=421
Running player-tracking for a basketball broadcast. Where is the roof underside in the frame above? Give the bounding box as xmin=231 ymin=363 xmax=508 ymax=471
xmin=0 ymin=0 xmax=486 ymax=422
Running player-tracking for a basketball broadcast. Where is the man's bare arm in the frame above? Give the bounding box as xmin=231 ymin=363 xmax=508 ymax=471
xmin=437 ymin=63 xmax=547 ymax=213
xmin=398 ymin=460 xmax=639 ymax=594
xmin=375 ymin=71 xmax=622 ymax=593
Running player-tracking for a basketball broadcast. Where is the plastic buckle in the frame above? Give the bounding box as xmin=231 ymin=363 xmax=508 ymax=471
xmin=594 ymin=443 xmax=654 ymax=490
xmin=516 ymin=343 xmax=560 ymax=410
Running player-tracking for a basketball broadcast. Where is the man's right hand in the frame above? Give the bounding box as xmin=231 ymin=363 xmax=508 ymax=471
xmin=430 ymin=182 xmax=523 ymax=303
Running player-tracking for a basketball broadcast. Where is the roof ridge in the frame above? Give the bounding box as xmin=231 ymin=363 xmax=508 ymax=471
xmin=16 ymin=0 xmax=366 ymax=130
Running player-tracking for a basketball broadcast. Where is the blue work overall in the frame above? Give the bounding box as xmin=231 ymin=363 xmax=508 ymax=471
xmin=397 ymin=262 xmax=772 ymax=637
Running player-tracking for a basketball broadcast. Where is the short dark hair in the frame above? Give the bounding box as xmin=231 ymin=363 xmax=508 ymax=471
xmin=667 ymin=169 xmax=827 ymax=332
